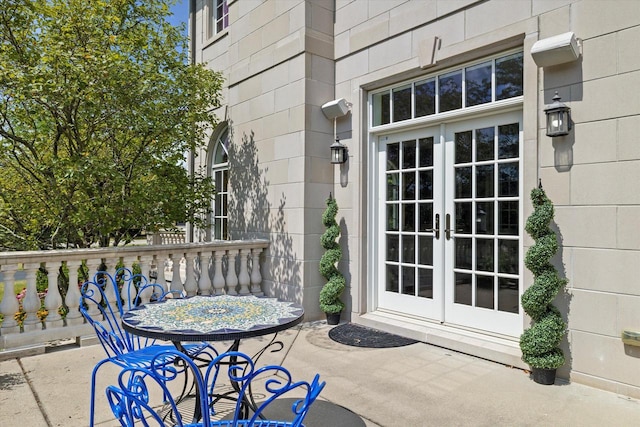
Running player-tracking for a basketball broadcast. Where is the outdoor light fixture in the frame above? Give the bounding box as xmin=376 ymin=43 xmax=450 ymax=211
xmin=330 ymin=139 xmax=348 ymax=164
xmin=321 ymin=98 xmax=351 ymax=164
xmin=544 ymin=91 xmax=572 ymax=137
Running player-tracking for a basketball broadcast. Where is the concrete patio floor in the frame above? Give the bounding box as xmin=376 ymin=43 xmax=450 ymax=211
xmin=1 ymin=321 xmax=640 ymax=426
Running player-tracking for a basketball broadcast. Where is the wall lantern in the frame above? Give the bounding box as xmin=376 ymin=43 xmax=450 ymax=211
xmin=321 ymin=98 xmax=351 ymax=164
xmin=544 ymin=92 xmax=572 ymax=137
xmin=330 ymin=139 xmax=348 ymax=164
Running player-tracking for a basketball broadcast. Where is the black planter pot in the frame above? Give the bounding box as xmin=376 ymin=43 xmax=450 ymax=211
xmin=325 ymin=312 xmax=341 ymax=325
xmin=532 ymin=368 xmax=557 ymax=385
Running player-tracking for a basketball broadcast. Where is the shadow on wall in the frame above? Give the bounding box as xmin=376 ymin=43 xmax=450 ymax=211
xmin=227 ymin=129 xmax=301 ymax=302
xmin=551 ymin=220 xmax=573 ymax=378
xmin=544 ymin=57 xmax=583 ymax=173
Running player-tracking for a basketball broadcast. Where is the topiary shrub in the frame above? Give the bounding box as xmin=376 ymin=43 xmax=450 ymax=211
xmin=319 ymin=194 xmax=345 ymax=315
xmin=520 ymin=183 xmax=567 ymax=370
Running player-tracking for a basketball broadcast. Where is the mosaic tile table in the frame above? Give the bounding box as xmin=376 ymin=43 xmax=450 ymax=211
xmin=122 ymin=294 xmax=304 ymax=343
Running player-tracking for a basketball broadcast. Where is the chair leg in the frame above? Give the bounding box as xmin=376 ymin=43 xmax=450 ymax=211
xmin=89 ymin=359 xmax=109 ymax=427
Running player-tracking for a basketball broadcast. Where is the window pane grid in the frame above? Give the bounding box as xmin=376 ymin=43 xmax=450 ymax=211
xmin=371 ymin=51 xmax=523 ymax=127
xmin=453 ymin=123 xmax=520 ymax=313
xmin=385 ymin=138 xmax=434 ymax=299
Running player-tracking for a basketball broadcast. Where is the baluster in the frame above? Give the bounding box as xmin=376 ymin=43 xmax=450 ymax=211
xmin=104 ymin=258 xmax=120 ymax=318
xmin=138 ymin=255 xmax=154 ymax=304
xmin=121 ymin=256 xmax=138 ymax=309
xmin=238 ymin=249 xmax=251 ymax=295
xmin=169 ymin=254 xmax=184 ymax=296
xmin=84 ymin=258 xmax=103 ymax=318
xmin=0 ymin=265 xmax=20 ymax=333
xmin=44 ymin=261 xmax=63 ymax=328
xmin=65 ymin=260 xmax=84 ymax=325
xmin=198 ymin=252 xmax=212 ymax=296
xmin=250 ymin=248 xmax=264 ymax=296
xmin=226 ymin=250 xmax=239 ymax=295
xmin=153 ymin=254 xmax=168 ymax=293
xmin=22 ymin=263 xmax=42 ymax=332
xmin=212 ymin=251 xmax=226 ymax=295
xmin=183 ymin=253 xmax=197 ymax=296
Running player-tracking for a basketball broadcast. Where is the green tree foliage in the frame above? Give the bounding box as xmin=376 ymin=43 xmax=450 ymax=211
xmin=319 ymin=195 xmax=345 ymax=314
xmin=0 ymin=0 xmax=223 ymax=249
xmin=519 ymin=184 xmax=567 ymax=369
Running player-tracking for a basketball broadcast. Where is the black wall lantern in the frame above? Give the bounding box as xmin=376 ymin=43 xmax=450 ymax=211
xmin=544 ymin=91 xmax=572 ymax=137
xmin=330 ymin=139 xmax=348 ymax=164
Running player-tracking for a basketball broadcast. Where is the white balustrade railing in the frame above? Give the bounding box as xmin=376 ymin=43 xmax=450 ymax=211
xmin=0 ymin=240 xmax=269 ymax=353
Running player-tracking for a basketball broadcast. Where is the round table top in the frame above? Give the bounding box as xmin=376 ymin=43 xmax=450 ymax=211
xmin=121 ymin=294 xmax=304 ymax=342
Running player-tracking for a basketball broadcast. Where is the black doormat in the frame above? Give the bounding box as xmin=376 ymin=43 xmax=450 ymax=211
xmin=328 ymin=323 xmax=418 ymax=348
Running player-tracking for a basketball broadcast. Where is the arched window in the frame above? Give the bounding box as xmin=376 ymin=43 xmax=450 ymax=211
xmin=210 ymin=124 xmax=229 ymax=240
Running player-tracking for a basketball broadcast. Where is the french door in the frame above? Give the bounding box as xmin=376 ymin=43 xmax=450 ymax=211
xmin=377 ymin=111 xmax=522 ymax=337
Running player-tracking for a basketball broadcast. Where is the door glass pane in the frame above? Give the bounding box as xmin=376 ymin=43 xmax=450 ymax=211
xmin=403 ymin=172 xmax=416 ymax=200
xmin=455 ymin=272 xmax=472 ymax=305
xmin=498 ymin=201 xmax=518 ymax=235
xmin=402 ymin=204 xmax=415 ymax=232
xmin=498 ymin=239 xmax=518 ymax=274
xmin=419 ymin=170 xmax=433 ymax=200
xmin=387 ymin=143 xmax=399 ymax=170
xmin=393 ymin=85 xmax=412 ymax=122
xmin=455 ymin=131 xmax=472 ymax=163
xmin=402 ymin=266 xmax=415 ymax=295
xmin=476 ymin=276 xmax=494 ymax=309
xmin=476 ymin=239 xmax=494 ymax=272
xmin=386 ymin=204 xmax=399 ymax=231
xmin=419 ymin=236 xmax=433 ymax=265
xmin=498 ymin=278 xmax=519 ymax=313
xmin=386 ymin=235 xmax=399 ymax=261
xmin=387 ymin=173 xmax=399 ymax=201
xmin=373 ymin=91 xmax=391 ymax=126
xmin=439 ymin=70 xmax=462 ymax=112
xmin=386 ymin=265 xmax=399 ymax=292
xmin=498 ymin=163 xmax=519 ymax=196
xmin=455 ymin=238 xmax=472 ymax=269
xmin=498 ymin=123 xmax=519 ymax=159
xmin=496 ymin=52 xmax=523 ymax=100
xmin=476 ymin=165 xmax=494 ymax=198
xmin=418 ymin=137 xmax=433 ymax=167
xmin=455 ymin=202 xmax=472 ymax=234
xmin=402 ymin=140 xmax=416 ymax=168
xmin=455 ymin=167 xmax=472 ymax=198
xmin=415 ymin=79 xmax=435 ymax=117
xmin=418 ymin=268 xmax=433 ymax=298
xmin=418 ymin=203 xmax=433 ymax=232
xmin=476 ymin=127 xmax=495 ymax=161
xmin=476 ymin=202 xmax=494 ymax=234
xmin=402 ymin=235 xmax=415 ymax=264
xmin=466 ymin=61 xmax=492 ymax=107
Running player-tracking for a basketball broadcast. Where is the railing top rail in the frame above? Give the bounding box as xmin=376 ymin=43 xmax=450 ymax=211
xmin=0 ymin=239 xmax=270 ymax=266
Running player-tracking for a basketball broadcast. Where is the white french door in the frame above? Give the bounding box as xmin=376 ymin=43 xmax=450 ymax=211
xmin=376 ymin=111 xmax=522 ymax=337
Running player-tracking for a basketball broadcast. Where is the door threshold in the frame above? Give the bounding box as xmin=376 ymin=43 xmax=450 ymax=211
xmin=353 ymin=311 xmax=527 ymax=370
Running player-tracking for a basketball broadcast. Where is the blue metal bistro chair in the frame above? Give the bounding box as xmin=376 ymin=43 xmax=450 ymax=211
xmin=80 ymin=268 xmax=218 ymax=427
xmin=105 ymin=349 xmax=325 ymax=427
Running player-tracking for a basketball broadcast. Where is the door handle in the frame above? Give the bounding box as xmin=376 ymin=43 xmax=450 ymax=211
xmin=445 ymin=213 xmax=451 ymax=240
xmin=427 ymin=213 xmax=440 ymax=239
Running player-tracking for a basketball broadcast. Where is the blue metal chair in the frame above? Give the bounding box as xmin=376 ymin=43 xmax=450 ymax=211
xmin=81 ymin=268 xmax=217 ymax=426
xmin=105 ymin=349 xmax=325 ymax=427
xmin=204 ymin=351 xmax=325 ymax=427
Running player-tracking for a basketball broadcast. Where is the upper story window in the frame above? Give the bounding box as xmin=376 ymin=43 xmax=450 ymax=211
xmin=371 ymin=51 xmax=523 ymax=127
xmin=207 ymin=0 xmax=229 ymax=39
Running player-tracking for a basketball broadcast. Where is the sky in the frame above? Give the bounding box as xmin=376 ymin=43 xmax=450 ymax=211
xmin=168 ymin=0 xmax=189 ymax=36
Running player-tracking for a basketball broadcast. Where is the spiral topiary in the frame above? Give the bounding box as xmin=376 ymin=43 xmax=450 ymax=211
xmin=319 ymin=194 xmax=345 ymax=314
xmin=519 ymin=183 xmax=567 ymax=370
